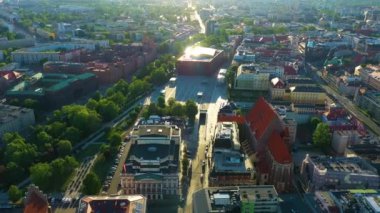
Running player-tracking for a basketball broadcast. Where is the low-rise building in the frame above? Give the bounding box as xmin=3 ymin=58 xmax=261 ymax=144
xmin=355 ymin=64 xmax=380 ymax=91
xmin=11 ymin=40 xmax=109 ymax=64
xmin=314 ymin=189 xmax=380 ymax=213
xmin=270 ymin=77 xmax=326 ymax=104
xmin=77 ymin=195 xmax=147 ymax=213
xmin=5 ymin=72 xmax=98 ymax=108
xmin=314 ymin=191 xmax=339 ymax=213
xmin=332 ymin=130 xmax=360 ymax=155
xmin=0 ymin=104 xmax=35 ymax=138
xmin=176 ymin=46 xmax=224 ymax=76
xmin=289 ymin=86 xmax=326 ymax=104
xmin=43 ymin=61 xmax=86 ymax=73
xmin=209 ymin=122 xmax=255 ymax=187
xmin=300 ymin=155 xmax=380 ymax=191
xmin=120 ymin=124 xmax=181 ymax=200
xmin=192 ymin=185 xmax=280 ymax=213
xmin=354 ymin=88 xmax=380 ymax=123
xmin=234 ymin=64 xmax=270 ymax=91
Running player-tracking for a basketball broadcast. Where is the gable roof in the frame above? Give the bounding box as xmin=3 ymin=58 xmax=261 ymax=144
xmin=24 ymin=190 xmax=49 ymax=213
xmin=246 ymin=97 xmax=278 ymax=140
xmin=268 ymin=131 xmax=292 ymax=164
xmin=284 ymin=66 xmax=297 ymax=75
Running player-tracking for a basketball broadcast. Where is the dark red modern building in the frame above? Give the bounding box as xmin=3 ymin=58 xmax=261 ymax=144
xmin=176 ymin=46 xmax=224 ymax=76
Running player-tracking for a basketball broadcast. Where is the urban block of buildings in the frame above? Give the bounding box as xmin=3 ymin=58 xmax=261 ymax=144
xmin=209 ymin=122 xmax=255 ymax=187
xmin=234 ymin=64 xmax=271 ymax=91
xmin=270 ymin=77 xmax=326 ymax=105
xmin=355 ymin=64 xmax=380 ymax=91
xmin=176 ymin=46 xmax=224 ymax=76
xmin=354 ymin=88 xmax=380 ymax=123
xmin=120 ymin=124 xmax=181 ymax=200
xmin=301 ymin=155 xmax=380 ymax=192
xmin=77 ymin=195 xmax=147 ymax=213
xmin=192 ymin=185 xmax=280 ymax=213
xmin=11 ymin=40 xmax=109 ymax=64
xmin=314 ymin=189 xmax=380 ymax=213
xmin=6 ymin=72 xmax=98 ymax=108
xmin=0 ymin=104 xmax=35 ymax=138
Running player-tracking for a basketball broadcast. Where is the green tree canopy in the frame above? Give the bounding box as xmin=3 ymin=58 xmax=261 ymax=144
xmin=107 ymin=130 xmax=122 ymax=148
xmin=157 ymin=96 xmax=166 ymax=108
xmin=170 ymin=102 xmax=185 ymax=117
xmin=310 ymin=117 xmax=322 ymax=130
xmin=56 ymin=140 xmax=72 ymax=156
xmin=82 ymin=172 xmax=101 ymax=195
xmin=4 ymin=162 xmax=25 ymax=185
xmin=4 ymin=133 xmax=37 ymax=168
xmin=185 ymin=100 xmax=198 ymax=122
xmin=8 ymin=185 xmax=22 ymax=203
xmin=61 ymin=127 xmax=82 ymax=145
xmin=313 ymin=123 xmax=332 ymax=148
xmin=150 ymin=67 xmax=168 ymax=85
xmin=97 ymin=99 xmax=120 ymax=121
xmin=46 ymin=121 xmax=67 ymax=138
xmin=29 ymin=163 xmax=52 ymax=191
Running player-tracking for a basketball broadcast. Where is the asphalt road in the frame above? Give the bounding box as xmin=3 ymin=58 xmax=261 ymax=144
xmin=174 ymin=76 xmax=228 ymax=213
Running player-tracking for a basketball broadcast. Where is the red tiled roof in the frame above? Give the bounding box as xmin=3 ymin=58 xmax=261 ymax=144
xmin=284 ymin=65 xmax=297 ymax=75
xmin=24 ymin=191 xmax=49 ymax=213
xmin=256 ymin=160 xmax=270 ymax=173
xmin=254 ymin=36 xmax=274 ymax=43
xmin=217 ymin=115 xmax=245 ymax=124
xmin=0 ymin=71 xmax=22 ymax=81
xmin=246 ymin=97 xmax=277 ymax=140
xmin=275 ymin=35 xmax=289 ymax=42
xmin=268 ymin=131 xmax=292 ymax=164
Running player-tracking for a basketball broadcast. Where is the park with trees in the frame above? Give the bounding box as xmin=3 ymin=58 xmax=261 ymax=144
xmin=0 ymin=54 xmax=177 ymax=196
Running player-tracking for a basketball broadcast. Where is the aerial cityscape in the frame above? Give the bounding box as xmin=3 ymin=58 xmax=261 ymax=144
xmin=1 ymin=0 xmax=380 ymax=212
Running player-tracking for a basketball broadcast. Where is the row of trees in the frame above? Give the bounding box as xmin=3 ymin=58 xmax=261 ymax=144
xmin=142 ymin=97 xmax=198 ymax=123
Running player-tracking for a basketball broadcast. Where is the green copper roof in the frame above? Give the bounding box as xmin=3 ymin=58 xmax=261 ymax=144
xmin=135 ymin=173 xmax=163 ymax=181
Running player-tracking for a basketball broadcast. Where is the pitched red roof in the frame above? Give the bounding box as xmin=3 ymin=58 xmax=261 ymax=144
xmin=275 ymin=35 xmax=289 ymax=42
xmin=24 ymin=191 xmax=49 ymax=213
xmin=268 ymin=131 xmax=292 ymax=164
xmin=0 ymin=71 xmax=22 ymax=81
xmin=284 ymin=65 xmax=297 ymax=75
xmin=256 ymin=160 xmax=270 ymax=173
xmin=217 ymin=115 xmax=245 ymax=124
xmin=246 ymin=97 xmax=277 ymax=140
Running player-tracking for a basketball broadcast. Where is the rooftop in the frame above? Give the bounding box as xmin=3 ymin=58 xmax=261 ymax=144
xmin=24 ymin=185 xmax=50 ymax=213
xmin=363 ymin=90 xmax=380 ymax=105
xmin=291 ymin=86 xmax=324 ymax=93
xmin=78 ymin=195 xmax=146 ymax=213
xmin=132 ymin=125 xmax=176 ymax=138
xmin=213 ymin=150 xmax=253 ymax=173
xmin=287 ymin=78 xmax=315 ymax=85
xmin=6 ymin=72 xmax=95 ymax=95
xmin=309 ymin=156 xmax=378 ymax=176
xmin=178 ymin=46 xmax=222 ymax=62
xmin=214 ymin=122 xmax=240 ymax=150
xmin=268 ymin=131 xmax=292 ymax=164
xmin=193 ymin=185 xmax=279 ymax=213
xmin=0 ymin=104 xmax=33 ymax=124
xmin=246 ymin=97 xmax=280 ymax=141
